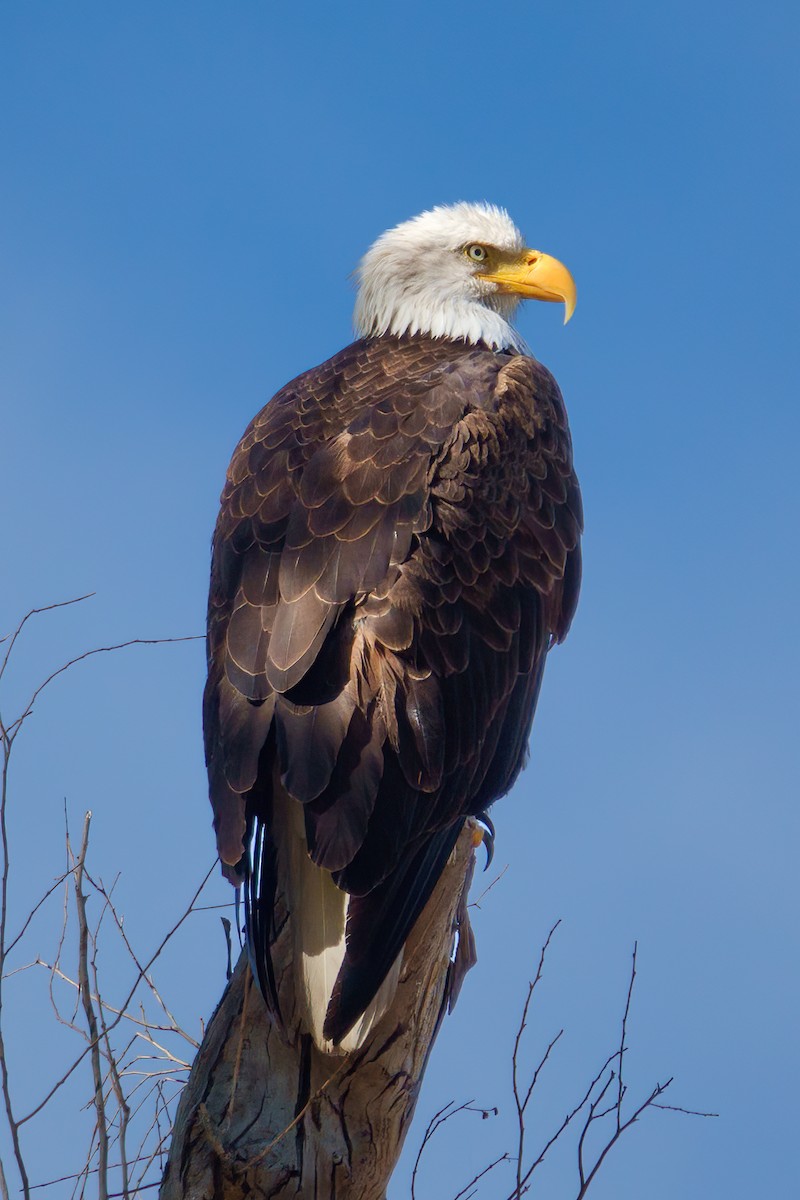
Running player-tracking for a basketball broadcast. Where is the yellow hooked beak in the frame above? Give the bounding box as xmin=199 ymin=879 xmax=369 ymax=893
xmin=482 ymin=250 xmax=577 ymax=324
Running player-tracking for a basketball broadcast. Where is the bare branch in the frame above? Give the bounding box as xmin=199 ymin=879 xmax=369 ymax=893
xmin=0 ymin=594 xmax=95 ymax=686
xmin=0 ymin=604 xmax=208 ymax=1197
xmin=576 ymin=1068 xmax=616 ymax=1191
xmin=507 ymin=1049 xmax=618 ymax=1200
xmin=35 ymin=959 xmax=200 ymax=1047
xmin=511 ymin=919 xmax=561 ymax=1196
xmin=93 ymin=940 xmax=131 ymax=1199
xmin=30 ymin=1145 xmax=181 ymax=1192
xmin=575 ymin=949 xmax=717 ymax=1199
xmin=651 ymin=1102 xmax=718 ymax=1117
xmin=109 ymin=1184 xmax=160 ymax=1197
xmin=468 ymin=863 xmax=509 ymax=909
xmin=495 ymin=932 xmax=719 ymax=1200
xmin=616 ymin=941 xmax=637 ymax=1132
xmin=20 ymin=861 xmax=215 ymax=1126
xmin=0 ymin=658 xmax=31 ymax=1199
xmin=71 ymin=812 xmax=110 ymax=1200
xmin=81 ymin=864 xmax=202 ymax=1047
xmin=411 ymin=1100 xmax=499 ymax=1200
xmin=451 ymin=1152 xmax=510 ymax=1200
xmin=6 ymin=634 xmax=203 ymax=742
xmin=576 ymin=1077 xmax=670 ymax=1199
xmin=5 ymin=871 xmax=71 ymax=956
xmin=521 ymin=1028 xmax=564 ymax=1118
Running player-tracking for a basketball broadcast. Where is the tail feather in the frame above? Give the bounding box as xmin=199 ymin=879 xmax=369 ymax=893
xmin=262 ymin=785 xmax=401 ymax=1053
xmin=244 ymin=819 xmax=281 ymax=1022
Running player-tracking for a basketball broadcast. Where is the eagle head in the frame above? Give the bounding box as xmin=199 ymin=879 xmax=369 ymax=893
xmin=353 ymin=201 xmax=576 ymax=352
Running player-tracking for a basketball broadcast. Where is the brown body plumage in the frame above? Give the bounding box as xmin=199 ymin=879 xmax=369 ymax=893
xmin=204 ymin=330 xmax=582 ymax=1045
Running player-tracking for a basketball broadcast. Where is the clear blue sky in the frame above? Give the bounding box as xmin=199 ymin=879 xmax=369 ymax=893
xmin=1 ymin=2 xmax=798 ymax=1195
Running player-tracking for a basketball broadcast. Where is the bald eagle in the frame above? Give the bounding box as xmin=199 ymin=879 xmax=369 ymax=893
xmin=204 ymin=203 xmax=582 ymax=1052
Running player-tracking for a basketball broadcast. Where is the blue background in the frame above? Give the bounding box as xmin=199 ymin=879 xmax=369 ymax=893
xmin=1 ymin=2 xmax=797 ymax=1195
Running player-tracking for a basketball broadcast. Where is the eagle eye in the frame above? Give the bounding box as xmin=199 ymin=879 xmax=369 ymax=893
xmin=466 ymin=244 xmax=488 ymax=263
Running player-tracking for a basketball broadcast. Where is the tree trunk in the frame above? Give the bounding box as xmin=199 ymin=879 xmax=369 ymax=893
xmin=160 ymin=825 xmax=478 ymax=1200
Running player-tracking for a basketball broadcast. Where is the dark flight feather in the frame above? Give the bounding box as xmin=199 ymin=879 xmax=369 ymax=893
xmin=204 ymin=334 xmax=582 ymax=1044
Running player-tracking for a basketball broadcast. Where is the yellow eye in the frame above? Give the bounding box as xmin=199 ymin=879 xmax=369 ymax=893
xmin=466 ymin=244 xmax=488 ymax=262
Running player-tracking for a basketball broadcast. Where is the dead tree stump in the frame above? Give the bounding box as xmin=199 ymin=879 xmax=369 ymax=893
xmin=160 ymin=825 xmax=478 ymax=1200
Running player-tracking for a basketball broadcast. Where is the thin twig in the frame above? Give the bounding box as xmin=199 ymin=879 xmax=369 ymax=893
xmin=451 ymin=1152 xmax=510 ymax=1200
xmin=651 ymin=1102 xmax=718 ymax=1117
xmin=468 ymin=863 xmax=509 ymax=909
xmin=35 ymin=959 xmax=200 ymax=1046
xmin=6 ymin=635 xmax=203 ymax=741
xmin=0 ymin=703 xmax=30 ymax=1198
xmin=71 ymin=812 xmax=109 ymax=1200
xmin=616 ymin=942 xmax=637 ymax=1131
xmin=0 ymin=595 xmax=95 ymax=686
xmin=511 ymin=920 xmax=561 ymax=1196
xmin=5 ymin=872 xmax=71 ymax=956
xmin=108 ymin=1183 xmax=160 ymax=1197
xmin=576 ymin=1069 xmax=616 ymax=1190
xmin=411 ymin=1101 xmax=498 ymax=1200
xmin=29 ymin=1143 xmax=179 ymax=1192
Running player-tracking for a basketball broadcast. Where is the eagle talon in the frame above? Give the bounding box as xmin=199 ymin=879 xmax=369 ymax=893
xmin=474 ymin=812 xmax=496 ymax=870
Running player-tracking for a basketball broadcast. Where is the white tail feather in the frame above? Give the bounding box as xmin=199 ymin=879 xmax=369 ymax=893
xmin=274 ymin=786 xmax=402 ymax=1053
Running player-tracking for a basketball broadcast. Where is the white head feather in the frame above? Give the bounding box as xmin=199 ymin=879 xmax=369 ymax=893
xmin=353 ymin=202 xmax=530 ymax=353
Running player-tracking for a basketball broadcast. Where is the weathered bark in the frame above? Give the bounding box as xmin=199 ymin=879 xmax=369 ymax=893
xmin=160 ymin=826 xmax=478 ymax=1200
